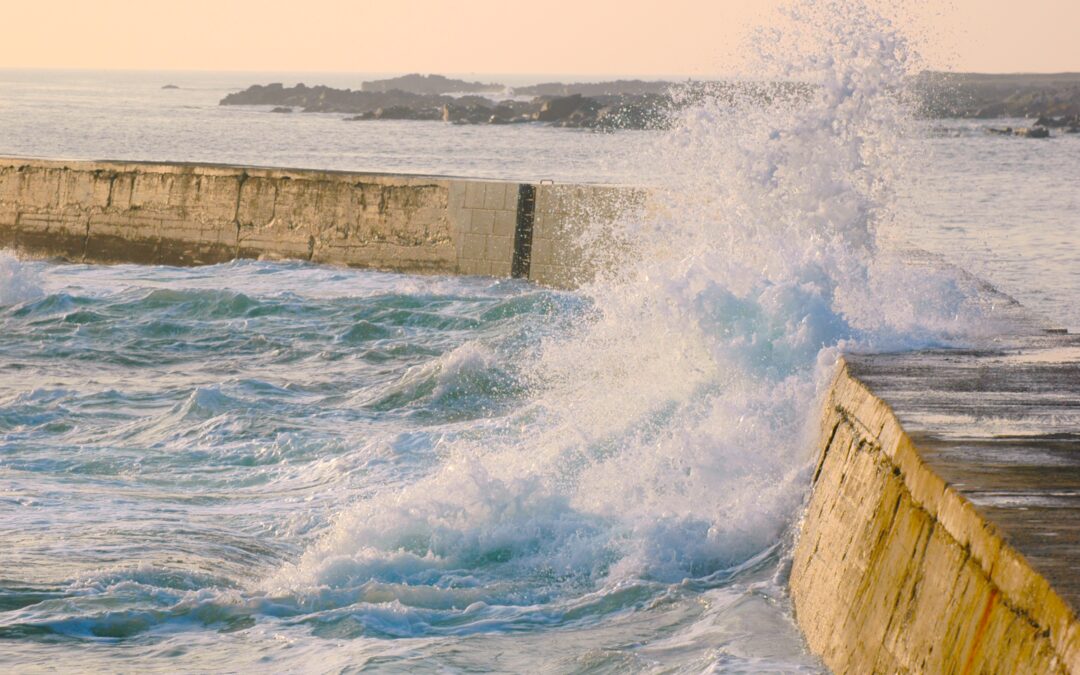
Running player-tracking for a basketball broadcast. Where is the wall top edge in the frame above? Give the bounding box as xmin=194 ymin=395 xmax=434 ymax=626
xmin=0 ymin=156 xmax=627 ymax=189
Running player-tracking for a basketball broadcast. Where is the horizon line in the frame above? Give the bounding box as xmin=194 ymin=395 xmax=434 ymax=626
xmin=3 ymin=66 xmax=1080 ymax=79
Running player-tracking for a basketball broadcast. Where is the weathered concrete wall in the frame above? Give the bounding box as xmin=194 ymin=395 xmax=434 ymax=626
xmin=0 ymin=158 xmax=641 ymax=287
xmin=792 ymin=358 xmax=1080 ymax=674
xmin=530 ymin=183 xmax=646 ymax=288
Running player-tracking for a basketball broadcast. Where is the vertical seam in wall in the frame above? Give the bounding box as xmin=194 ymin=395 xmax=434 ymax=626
xmin=81 ymin=216 xmax=91 ymax=262
xmin=512 ymin=184 xmax=535 ymax=279
xmin=813 ymin=418 xmax=844 ymax=484
xmin=233 ymin=172 xmax=248 ymax=258
xmin=84 ymin=171 xmax=117 ymax=262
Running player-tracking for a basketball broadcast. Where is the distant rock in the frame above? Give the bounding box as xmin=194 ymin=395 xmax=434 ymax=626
xmin=221 ymin=83 xmax=455 ymax=114
xmin=1035 ymin=115 xmax=1080 ymax=128
xmin=913 ymin=72 xmax=1080 ymax=119
xmin=222 ymin=81 xmax=678 ymax=130
xmin=162 ymin=84 xmax=180 ymax=90
xmin=490 ymin=104 xmax=531 ymax=124
xmin=1016 ymin=126 xmax=1051 ymax=138
xmin=986 ymin=126 xmax=1051 ymax=138
xmin=379 ymin=105 xmax=441 ymax=120
xmin=222 ymin=72 xmax=1080 ymax=127
xmin=442 ymin=103 xmax=493 ymax=124
xmin=514 ymin=80 xmax=674 ymax=97
xmin=346 ymin=106 xmax=442 ymax=121
xmin=361 ymin=73 xmax=503 ymax=95
xmin=536 ymin=94 xmax=584 ymax=122
xmin=594 ymin=95 xmax=672 ymax=130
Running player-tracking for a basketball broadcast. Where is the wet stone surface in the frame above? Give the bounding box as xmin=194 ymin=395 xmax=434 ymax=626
xmin=846 ymin=331 xmax=1080 ymax=611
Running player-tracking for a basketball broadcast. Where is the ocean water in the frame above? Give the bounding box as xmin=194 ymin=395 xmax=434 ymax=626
xmin=1 ymin=2 xmax=1077 ymax=673
xmin=1 ymin=69 xmax=1075 ymax=332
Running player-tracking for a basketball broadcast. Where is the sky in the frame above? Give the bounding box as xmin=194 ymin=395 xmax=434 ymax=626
xmin=2 ymin=1 xmax=1079 ymax=76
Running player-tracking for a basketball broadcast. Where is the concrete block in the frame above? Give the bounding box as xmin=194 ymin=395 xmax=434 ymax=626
xmin=448 ymin=181 xmax=467 ymax=209
xmin=493 ymin=209 xmax=516 ymax=237
xmin=461 ymin=233 xmax=487 ymax=261
xmin=485 ymin=235 xmax=512 ymax=261
xmin=483 ymin=182 xmax=505 ymax=210
xmin=504 ymin=184 xmax=521 ymax=211
xmin=530 ymin=238 xmax=554 ymax=267
xmin=469 ymin=209 xmax=495 ymax=234
xmin=464 ymin=182 xmax=486 ymax=209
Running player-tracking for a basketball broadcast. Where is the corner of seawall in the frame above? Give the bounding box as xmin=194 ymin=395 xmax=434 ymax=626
xmin=790 ymin=349 xmax=1080 ymax=673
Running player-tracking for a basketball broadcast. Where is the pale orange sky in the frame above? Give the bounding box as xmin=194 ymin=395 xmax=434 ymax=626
xmin=2 ymin=1 xmax=1079 ymax=75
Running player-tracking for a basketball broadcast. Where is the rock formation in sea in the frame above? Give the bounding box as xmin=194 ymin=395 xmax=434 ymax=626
xmin=219 ymin=73 xmax=1080 ymax=130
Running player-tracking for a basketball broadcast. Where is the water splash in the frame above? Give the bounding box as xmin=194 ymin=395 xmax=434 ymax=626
xmin=0 ymin=3 xmax=1019 ymax=671
xmin=0 ymin=252 xmax=44 ymax=306
xmin=271 ymin=0 xmax=994 ymax=634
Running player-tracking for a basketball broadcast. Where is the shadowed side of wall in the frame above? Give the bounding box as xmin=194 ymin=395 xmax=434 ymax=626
xmin=791 ymin=359 xmax=1080 ymax=674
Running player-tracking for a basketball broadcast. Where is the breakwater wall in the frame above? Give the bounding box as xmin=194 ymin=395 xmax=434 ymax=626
xmin=793 ymin=346 xmax=1080 ymax=673
xmin=0 ymin=158 xmax=642 ymax=288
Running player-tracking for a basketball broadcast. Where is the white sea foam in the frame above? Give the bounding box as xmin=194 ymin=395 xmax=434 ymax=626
xmin=0 ymin=252 xmax=44 ymax=306
xmin=269 ymin=0 xmax=996 ymax=639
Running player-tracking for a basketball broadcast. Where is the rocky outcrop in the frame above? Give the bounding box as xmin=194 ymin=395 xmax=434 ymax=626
xmin=536 ymin=94 xmax=585 ymax=121
xmin=360 ymin=73 xmax=502 ymax=95
xmin=345 ymin=106 xmax=443 ymax=121
xmin=1035 ymin=115 xmax=1080 ymax=128
xmin=219 ymin=83 xmax=458 ymax=114
xmin=913 ymin=71 xmax=1080 ymax=119
xmin=224 ymin=73 xmax=1080 ymax=127
xmin=513 ymin=79 xmax=675 ymax=97
xmin=220 ymin=83 xmax=678 ymax=130
xmin=987 ymin=125 xmax=1052 ymax=138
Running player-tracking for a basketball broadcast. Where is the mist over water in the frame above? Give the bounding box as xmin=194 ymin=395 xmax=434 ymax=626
xmin=0 ymin=2 xmax=1029 ymax=672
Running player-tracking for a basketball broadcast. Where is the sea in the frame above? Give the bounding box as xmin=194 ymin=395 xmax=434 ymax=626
xmin=0 ymin=4 xmax=1077 ymax=673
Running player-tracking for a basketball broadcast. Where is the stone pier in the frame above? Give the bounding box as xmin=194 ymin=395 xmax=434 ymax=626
xmin=0 ymin=157 xmax=642 ymax=289
xmin=792 ymin=331 xmax=1080 ymax=673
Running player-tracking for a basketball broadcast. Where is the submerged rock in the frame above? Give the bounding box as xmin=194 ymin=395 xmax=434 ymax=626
xmin=1016 ymin=126 xmax=1051 ymax=138
xmin=442 ymin=103 xmax=493 ymax=124
xmin=346 ymin=106 xmax=442 ymax=121
xmin=535 ymin=94 xmax=584 ymax=122
xmin=987 ymin=126 xmax=1051 ymax=138
xmin=1034 ymin=115 xmax=1080 ymax=128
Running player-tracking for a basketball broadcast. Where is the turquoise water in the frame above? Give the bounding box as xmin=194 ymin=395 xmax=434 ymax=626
xmin=0 ymin=259 xmax=819 ymax=672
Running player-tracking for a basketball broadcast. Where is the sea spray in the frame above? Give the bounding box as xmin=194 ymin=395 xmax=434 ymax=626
xmin=268 ymin=0 xmax=991 ymax=634
xmin=0 ymin=252 xmax=44 ymax=306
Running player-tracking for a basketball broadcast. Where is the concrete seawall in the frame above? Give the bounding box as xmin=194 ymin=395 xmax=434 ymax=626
xmin=793 ymin=336 xmax=1080 ymax=673
xmin=0 ymin=157 xmax=642 ymax=289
